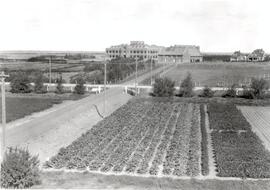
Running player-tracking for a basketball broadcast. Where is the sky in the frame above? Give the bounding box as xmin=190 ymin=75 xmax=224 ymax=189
xmin=0 ymin=0 xmax=269 ymax=53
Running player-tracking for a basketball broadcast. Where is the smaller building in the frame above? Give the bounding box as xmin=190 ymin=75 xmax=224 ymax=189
xmin=247 ymin=49 xmax=266 ymax=62
xmin=230 ymin=51 xmax=248 ymax=62
xmin=158 ymin=45 xmax=202 ymax=64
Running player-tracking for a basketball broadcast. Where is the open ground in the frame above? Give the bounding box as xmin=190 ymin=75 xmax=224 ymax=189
xmin=162 ymin=62 xmax=270 ymax=87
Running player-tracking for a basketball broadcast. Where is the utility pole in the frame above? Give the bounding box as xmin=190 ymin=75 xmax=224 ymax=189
xmin=135 ymin=57 xmax=138 ymax=95
xmin=104 ymin=59 xmax=107 ymax=115
xmin=150 ymin=57 xmax=153 ymax=85
xmin=49 ymin=56 xmax=52 ymax=84
xmin=1 ymin=71 xmax=9 ymax=162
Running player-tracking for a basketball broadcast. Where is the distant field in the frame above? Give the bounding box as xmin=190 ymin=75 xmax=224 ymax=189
xmin=163 ymin=62 xmax=270 ymax=87
xmin=0 ymin=61 xmax=84 ymax=72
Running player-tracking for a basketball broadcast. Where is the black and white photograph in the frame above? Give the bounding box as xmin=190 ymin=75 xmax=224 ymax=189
xmin=0 ymin=0 xmax=270 ymax=189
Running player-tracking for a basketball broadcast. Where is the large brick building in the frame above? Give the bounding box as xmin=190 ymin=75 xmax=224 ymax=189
xmin=158 ymin=45 xmax=202 ymax=64
xmin=106 ymin=41 xmax=161 ymax=61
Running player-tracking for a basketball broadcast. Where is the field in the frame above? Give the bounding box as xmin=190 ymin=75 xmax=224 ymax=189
xmin=0 ymin=94 xmax=83 ymax=123
xmin=163 ymin=62 xmax=270 ymax=87
xmin=44 ymin=100 xmax=204 ymax=177
xmin=238 ymin=106 xmax=270 ymax=152
xmin=208 ymin=102 xmax=270 ymax=178
xmin=44 ymin=98 xmax=270 ymax=179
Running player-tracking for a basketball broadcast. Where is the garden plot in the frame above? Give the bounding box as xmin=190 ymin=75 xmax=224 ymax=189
xmin=238 ymin=106 xmax=270 ymax=152
xmin=208 ymin=103 xmax=270 ymax=178
xmin=44 ymin=100 xmax=202 ymax=178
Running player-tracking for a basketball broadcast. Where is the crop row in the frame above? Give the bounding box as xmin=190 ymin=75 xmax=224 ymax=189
xmin=208 ymin=102 xmax=270 ymax=178
xmin=94 ymin=102 xmax=170 ymax=172
xmin=45 ymin=101 xmax=202 ymax=177
xmin=186 ymin=104 xmax=201 ymax=177
xmin=44 ymin=100 xmax=151 ymax=169
xmin=208 ymin=103 xmax=251 ymax=131
xmin=125 ymin=103 xmax=176 ymax=174
xmin=199 ymin=104 xmax=209 ymax=176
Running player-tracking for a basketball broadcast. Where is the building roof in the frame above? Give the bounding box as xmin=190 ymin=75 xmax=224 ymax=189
xmin=107 ymin=41 xmax=161 ymax=50
xmin=159 ymin=45 xmax=201 ymax=56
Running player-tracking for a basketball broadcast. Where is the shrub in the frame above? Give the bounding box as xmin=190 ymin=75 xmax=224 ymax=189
xmin=33 ymin=72 xmax=46 ymax=93
xmin=199 ymin=86 xmax=214 ymax=98
xmin=222 ymin=84 xmax=237 ymax=98
xmin=0 ymin=147 xmax=41 ymax=188
xmin=74 ymin=77 xmax=86 ymax=95
xmin=179 ymin=72 xmax=194 ymax=97
xmin=240 ymin=87 xmax=255 ymax=99
xmin=152 ymin=77 xmax=175 ymax=97
xmin=55 ymin=75 xmax=64 ymax=94
xmin=10 ymin=72 xmax=32 ymax=93
xmin=250 ymin=78 xmax=269 ymax=99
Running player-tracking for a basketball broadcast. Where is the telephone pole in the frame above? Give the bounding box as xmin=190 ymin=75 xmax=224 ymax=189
xmin=135 ymin=57 xmax=138 ymax=95
xmin=49 ymin=56 xmax=52 ymax=84
xmin=1 ymin=71 xmax=9 ymax=162
xmin=150 ymin=57 xmax=153 ymax=85
xmin=104 ymin=59 xmax=107 ymax=115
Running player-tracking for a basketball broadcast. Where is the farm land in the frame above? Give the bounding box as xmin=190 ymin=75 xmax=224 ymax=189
xmin=44 ymin=98 xmax=270 ymax=180
xmin=44 ymin=100 xmax=203 ymax=177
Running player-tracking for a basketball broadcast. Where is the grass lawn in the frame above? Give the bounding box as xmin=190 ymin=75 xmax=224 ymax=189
xmin=164 ymin=62 xmax=270 ymax=87
xmin=35 ymin=171 xmax=270 ymax=189
xmin=0 ymin=93 xmax=87 ymax=123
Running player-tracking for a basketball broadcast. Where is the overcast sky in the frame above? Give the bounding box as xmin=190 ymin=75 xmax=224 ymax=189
xmin=0 ymin=0 xmax=269 ymax=52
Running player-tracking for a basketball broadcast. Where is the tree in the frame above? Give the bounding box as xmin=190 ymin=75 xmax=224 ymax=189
xmin=33 ymin=72 xmax=46 ymax=93
xmin=10 ymin=72 xmax=32 ymax=93
xmin=153 ymin=77 xmax=175 ymax=97
xmin=250 ymin=78 xmax=269 ymax=98
xmin=74 ymin=77 xmax=86 ymax=95
xmin=55 ymin=75 xmax=64 ymax=94
xmin=200 ymin=86 xmax=215 ymax=98
xmin=179 ymin=72 xmax=194 ymax=97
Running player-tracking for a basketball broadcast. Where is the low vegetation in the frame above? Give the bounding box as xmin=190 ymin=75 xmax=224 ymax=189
xmin=152 ymin=77 xmax=175 ymax=97
xmin=200 ymin=104 xmax=209 ymax=176
xmin=44 ymin=100 xmax=202 ymax=177
xmin=208 ymin=102 xmax=270 ymax=178
xmin=0 ymin=147 xmax=41 ymax=188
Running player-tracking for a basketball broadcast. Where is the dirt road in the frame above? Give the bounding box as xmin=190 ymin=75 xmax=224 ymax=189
xmin=1 ymin=65 xmax=173 ymax=163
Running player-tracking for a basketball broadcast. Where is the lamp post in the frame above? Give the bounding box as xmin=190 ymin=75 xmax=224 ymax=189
xmin=1 ymin=71 xmax=9 ymax=162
